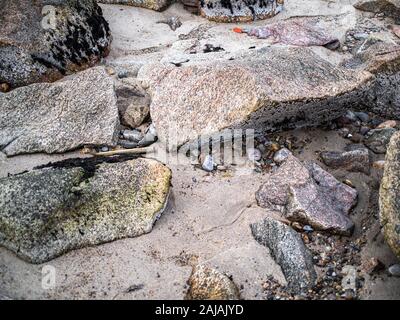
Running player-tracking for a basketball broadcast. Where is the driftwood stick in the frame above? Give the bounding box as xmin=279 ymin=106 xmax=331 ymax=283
xmin=90 ymin=147 xmax=155 ymax=157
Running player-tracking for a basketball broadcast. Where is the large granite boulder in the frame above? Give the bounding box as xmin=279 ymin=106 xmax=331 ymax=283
xmin=97 ymin=0 xmax=172 ymax=11
xmin=0 ymin=158 xmax=172 ymax=264
xmin=138 ymin=47 xmax=374 ymax=150
xmin=199 ymin=0 xmax=284 ymax=23
xmin=251 ymin=216 xmax=316 ymax=295
xmin=256 ymin=154 xmax=357 ymax=236
xmin=0 ymin=67 xmax=119 ymax=156
xmin=0 ymin=0 xmax=112 ymax=89
xmin=380 ymin=132 xmax=400 ymax=259
xmin=139 ymin=43 xmax=400 ymax=151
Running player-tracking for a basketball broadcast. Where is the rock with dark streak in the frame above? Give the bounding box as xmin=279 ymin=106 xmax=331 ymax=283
xmin=0 ymin=0 xmax=112 ymax=89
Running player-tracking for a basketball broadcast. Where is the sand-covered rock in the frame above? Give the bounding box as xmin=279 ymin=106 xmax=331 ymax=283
xmin=199 ymin=0 xmax=284 ymax=23
xmin=0 ymin=158 xmax=171 ymax=264
xmin=0 ymin=67 xmax=119 ymax=156
xmin=256 ymin=154 xmax=356 ymax=235
xmin=97 ymin=0 xmax=172 ymax=11
xmin=0 ymin=0 xmax=111 ymax=89
xmin=186 ymin=265 xmax=240 ymax=300
xmin=251 ymin=216 xmax=316 ymax=295
xmin=380 ymin=131 xmax=400 ymax=259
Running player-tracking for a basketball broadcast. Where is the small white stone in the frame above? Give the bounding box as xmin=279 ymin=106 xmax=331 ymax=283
xmin=247 ymin=148 xmax=262 ymax=161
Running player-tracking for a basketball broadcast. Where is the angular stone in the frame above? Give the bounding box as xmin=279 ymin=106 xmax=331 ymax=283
xmin=320 ymin=148 xmax=370 ymax=174
xmin=354 ymin=0 xmax=400 ymax=21
xmin=186 ymin=265 xmax=240 ymax=300
xmin=0 ymin=67 xmax=119 ymax=156
xmin=97 ymin=0 xmax=172 ymax=11
xmin=0 ymin=0 xmax=111 ymax=89
xmin=139 ymin=47 xmax=374 ymax=150
xmin=116 ymin=78 xmax=151 ymax=128
xmin=365 ymin=128 xmax=397 ymax=154
xmin=0 ymin=158 xmax=171 ymax=264
xmin=251 ymin=216 xmax=316 ymax=295
xmin=199 ymin=0 xmax=284 ymax=23
xmin=256 ymin=155 xmax=356 ymax=235
xmin=380 ymin=131 xmax=400 ymax=259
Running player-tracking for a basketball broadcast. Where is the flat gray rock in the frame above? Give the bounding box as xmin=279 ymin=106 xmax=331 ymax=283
xmin=0 ymin=0 xmax=112 ymax=89
xmin=0 ymin=67 xmax=119 ymax=156
xmin=256 ymin=155 xmax=356 ymax=235
xmin=380 ymin=131 xmax=400 ymax=259
xmin=0 ymin=158 xmax=171 ymax=264
xmin=251 ymin=216 xmax=317 ymax=295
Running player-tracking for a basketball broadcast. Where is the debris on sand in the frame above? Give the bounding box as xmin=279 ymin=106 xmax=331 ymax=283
xmin=233 ymin=17 xmax=340 ymax=50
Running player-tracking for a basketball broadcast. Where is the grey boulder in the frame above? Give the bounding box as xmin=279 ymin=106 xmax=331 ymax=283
xmin=320 ymin=148 xmax=370 ymax=174
xmin=0 ymin=67 xmax=119 ymax=156
xmin=251 ymin=216 xmax=316 ymax=295
xmin=0 ymin=158 xmax=172 ymax=264
xmin=365 ymin=128 xmax=397 ymax=154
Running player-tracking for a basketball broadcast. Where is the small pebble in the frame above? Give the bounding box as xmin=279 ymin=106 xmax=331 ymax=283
xmin=388 ymin=264 xmax=400 ymax=277
xmin=360 ymin=126 xmax=370 ymax=135
xmin=354 ymin=112 xmax=369 ymax=123
xmin=273 ymin=148 xmax=292 ymax=164
xmin=247 ymin=148 xmax=262 ymax=161
xmin=303 ymin=225 xmax=314 ymax=233
xmin=100 ymin=146 xmax=109 ymax=152
xmin=202 ymin=155 xmax=216 ymax=172
xmin=118 ymin=70 xmax=129 ymax=79
xmin=372 ymin=160 xmax=385 ymax=170
xmin=119 ymin=140 xmax=139 ymax=149
xmin=122 ymin=129 xmax=143 ymax=142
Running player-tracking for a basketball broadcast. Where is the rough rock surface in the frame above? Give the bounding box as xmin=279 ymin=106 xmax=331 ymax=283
xmin=256 ymin=155 xmax=356 ymax=235
xmin=116 ymin=78 xmax=151 ymax=128
xmin=354 ymin=0 xmax=400 ymax=21
xmin=251 ymin=216 xmax=316 ymax=295
xmin=320 ymin=148 xmax=370 ymax=174
xmin=139 ymin=47 xmax=373 ymax=150
xmin=364 ymin=128 xmax=397 ymax=154
xmin=380 ymin=132 xmax=400 ymax=259
xmin=186 ymin=265 xmax=240 ymax=300
xmin=199 ymin=0 xmax=284 ymax=23
xmin=0 ymin=67 xmax=119 ymax=156
xmin=0 ymin=0 xmax=111 ymax=89
xmin=97 ymin=0 xmax=172 ymax=11
xmin=0 ymin=158 xmax=171 ymax=264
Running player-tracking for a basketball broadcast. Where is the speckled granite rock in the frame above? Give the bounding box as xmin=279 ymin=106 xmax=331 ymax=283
xmin=0 ymin=0 xmax=111 ymax=89
xmin=365 ymin=128 xmax=397 ymax=154
xmin=256 ymin=155 xmax=356 ymax=235
xmin=251 ymin=216 xmax=316 ymax=295
xmin=199 ymin=0 xmax=284 ymax=23
xmin=320 ymin=148 xmax=370 ymax=174
xmin=116 ymin=78 xmax=151 ymax=129
xmin=186 ymin=265 xmax=240 ymax=300
xmin=380 ymin=132 xmax=400 ymax=259
xmin=97 ymin=0 xmax=172 ymax=11
xmin=139 ymin=47 xmax=374 ymax=150
xmin=0 ymin=159 xmax=171 ymax=264
xmin=0 ymin=67 xmax=119 ymax=156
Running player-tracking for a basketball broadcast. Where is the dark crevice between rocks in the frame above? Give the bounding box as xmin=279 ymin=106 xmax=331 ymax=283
xmin=34 ymin=155 xmax=142 ymax=181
